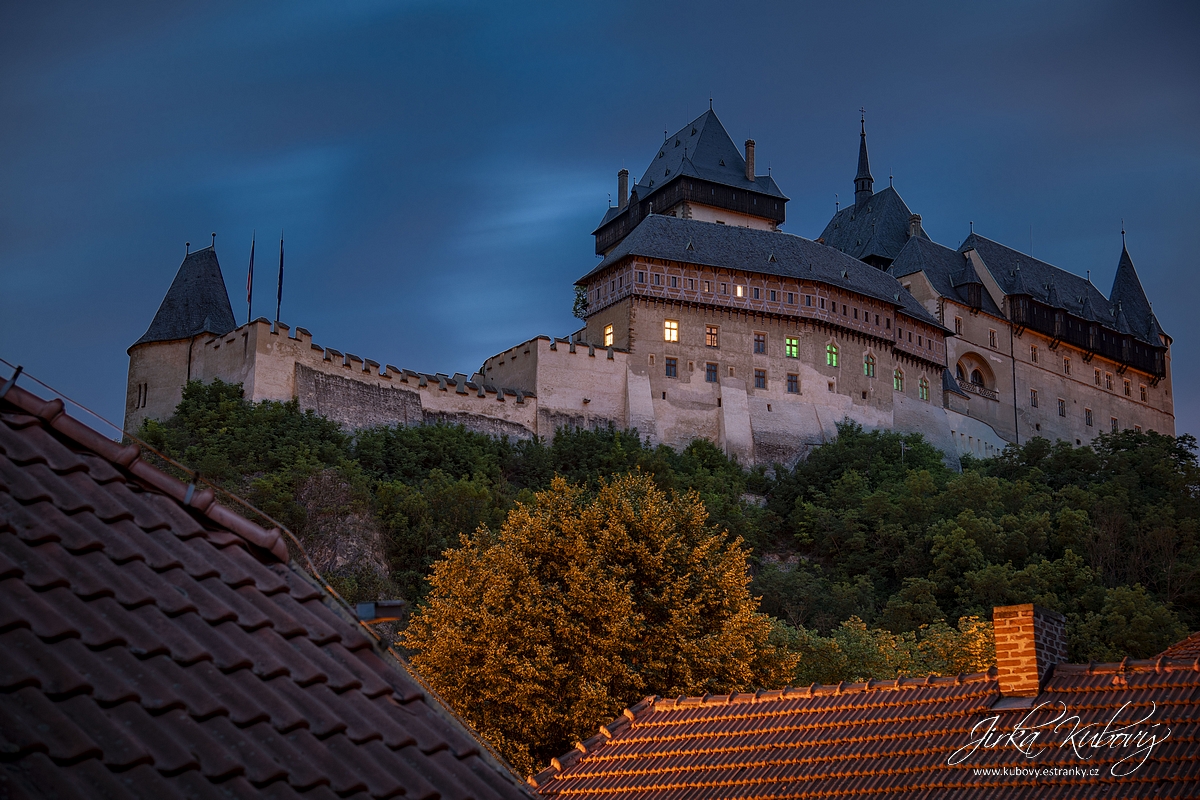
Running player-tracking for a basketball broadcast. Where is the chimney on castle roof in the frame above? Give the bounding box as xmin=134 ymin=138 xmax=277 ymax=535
xmin=745 ymin=140 xmax=756 ymax=182
xmin=618 ymin=169 xmax=629 ymax=209
xmin=992 ymin=604 xmax=1067 ymax=697
xmin=908 ymin=214 xmax=923 ymax=239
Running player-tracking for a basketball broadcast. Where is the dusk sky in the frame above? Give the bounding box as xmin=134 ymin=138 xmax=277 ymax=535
xmin=2 ymin=1 xmax=1198 ymax=439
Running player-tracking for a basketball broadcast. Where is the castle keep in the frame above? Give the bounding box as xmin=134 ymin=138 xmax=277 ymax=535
xmin=125 ymin=109 xmax=1174 ymax=464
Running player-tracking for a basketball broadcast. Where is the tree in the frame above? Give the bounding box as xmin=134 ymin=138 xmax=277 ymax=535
xmin=402 ymin=472 xmax=797 ymax=775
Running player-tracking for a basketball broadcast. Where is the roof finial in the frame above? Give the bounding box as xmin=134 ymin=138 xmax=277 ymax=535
xmin=709 ymin=97 xmax=713 ymax=110
xmin=185 ymin=241 xmax=190 ymax=255
xmin=1121 ymin=219 xmax=1126 ymax=247
xmin=969 ymin=221 xmax=974 ymax=234
xmin=860 ymin=106 xmax=865 ymax=134
xmin=889 ymin=172 xmax=893 ymax=187
xmin=211 ymin=232 xmax=216 ymax=248
xmin=835 ymin=193 xmax=839 ymax=212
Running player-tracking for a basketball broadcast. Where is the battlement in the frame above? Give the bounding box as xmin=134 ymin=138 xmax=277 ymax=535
xmin=481 ymin=334 xmax=627 ymax=396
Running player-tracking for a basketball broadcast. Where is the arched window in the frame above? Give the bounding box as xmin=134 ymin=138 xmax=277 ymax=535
xmin=826 ymin=343 xmax=838 ymax=367
xmin=970 ymin=369 xmax=984 ymax=386
xmin=956 ymin=364 xmax=965 ymax=382
xmin=893 ymin=369 xmax=904 ymax=391
xmin=863 ymin=353 xmax=876 ymax=378
xmin=919 ymin=377 xmax=930 ymax=401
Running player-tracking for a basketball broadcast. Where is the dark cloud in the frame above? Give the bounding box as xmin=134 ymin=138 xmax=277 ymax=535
xmin=2 ymin=0 xmax=1197 ymax=437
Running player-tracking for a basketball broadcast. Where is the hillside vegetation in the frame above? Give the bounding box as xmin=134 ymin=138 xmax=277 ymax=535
xmin=142 ymin=379 xmax=1197 ymax=667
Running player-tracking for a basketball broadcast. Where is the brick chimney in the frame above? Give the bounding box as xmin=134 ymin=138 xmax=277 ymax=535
xmin=992 ymin=604 xmax=1068 ymax=696
xmin=745 ymin=139 xmax=755 ymax=182
xmin=618 ymin=169 xmax=629 ymax=209
xmin=908 ymin=214 xmax=923 ymax=239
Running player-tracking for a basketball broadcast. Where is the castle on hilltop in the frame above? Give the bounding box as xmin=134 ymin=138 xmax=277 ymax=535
xmin=125 ymin=109 xmax=1174 ymax=466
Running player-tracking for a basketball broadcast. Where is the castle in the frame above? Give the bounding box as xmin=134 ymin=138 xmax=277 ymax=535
xmin=125 ymin=109 xmax=1174 ymax=466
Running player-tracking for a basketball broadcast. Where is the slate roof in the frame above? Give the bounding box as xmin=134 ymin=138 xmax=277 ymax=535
xmin=1110 ymin=240 xmax=1165 ymax=343
xmin=959 ymin=233 xmax=1167 ymax=346
xmin=818 ymin=186 xmax=929 ymax=265
xmin=890 ymin=236 xmax=1004 ymax=317
xmin=633 ymin=110 xmax=787 ymax=202
xmin=531 ymin=657 xmax=1200 ymax=798
xmin=132 ymin=247 xmax=237 ymax=349
xmin=0 ymin=377 xmax=530 ymax=799
xmin=581 ymin=215 xmax=944 ymax=329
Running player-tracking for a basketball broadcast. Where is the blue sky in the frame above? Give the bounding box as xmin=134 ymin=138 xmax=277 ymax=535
xmin=2 ymin=1 xmax=1198 ymax=439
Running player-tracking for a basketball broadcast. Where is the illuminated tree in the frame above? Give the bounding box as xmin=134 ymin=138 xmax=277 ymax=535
xmin=402 ymin=472 xmax=797 ymax=775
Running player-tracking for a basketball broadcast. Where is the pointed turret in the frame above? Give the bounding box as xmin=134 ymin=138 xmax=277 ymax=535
xmin=132 ymin=246 xmax=236 ymax=348
xmin=854 ymin=115 xmax=874 ymax=205
xmin=1109 ymin=233 xmax=1157 ymax=341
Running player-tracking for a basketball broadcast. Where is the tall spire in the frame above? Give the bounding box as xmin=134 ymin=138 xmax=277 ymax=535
xmin=1109 ymin=232 xmax=1157 ymax=340
xmin=854 ymin=108 xmax=874 ymax=206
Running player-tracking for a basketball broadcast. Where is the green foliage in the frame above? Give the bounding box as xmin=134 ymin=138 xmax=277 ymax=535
xmin=148 ymin=386 xmax=1197 ymax=669
xmin=572 ymin=285 xmax=589 ymax=319
xmin=752 ymin=424 xmax=1197 ymax=661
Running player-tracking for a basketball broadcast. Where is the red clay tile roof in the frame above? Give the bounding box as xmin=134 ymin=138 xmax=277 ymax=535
xmin=532 ymin=660 xmax=1200 ymax=798
xmin=1159 ymin=631 xmax=1200 ymax=660
xmin=0 ymin=380 xmax=531 ymax=799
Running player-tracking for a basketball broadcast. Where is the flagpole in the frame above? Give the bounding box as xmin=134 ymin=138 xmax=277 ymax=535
xmin=246 ymin=231 xmax=255 ymax=325
xmin=276 ymin=229 xmax=284 ymax=324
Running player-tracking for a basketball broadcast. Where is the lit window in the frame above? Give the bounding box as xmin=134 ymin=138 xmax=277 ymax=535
xmin=826 ymin=344 xmax=839 ymax=367
xmin=665 ymin=358 xmax=677 ymax=378
xmin=1030 ymin=389 xmax=1039 ymax=408
xmin=787 ymin=374 xmax=799 ymax=393
xmin=706 ymin=363 xmax=718 ymax=383
xmin=736 ymin=285 xmax=745 ymax=298
xmin=955 ymin=317 xmax=963 ymax=335
xmin=1030 ymin=345 xmax=1039 ymax=363
xmin=754 ymin=369 xmax=767 ymax=389
xmin=1085 ymin=408 xmax=1093 ymax=427
xmin=989 ymin=329 xmax=997 ymax=348
xmin=704 ymin=280 xmax=712 ymax=292
xmin=664 ymin=320 xmax=679 ymax=342
xmin=893 ymin=369 xmax=904 ymax=391
xmin=919 ymin=377 xmax=930 ymax=401
xmin=1063 ymin=356 xmax=1070 ymax=375
xmin=754 ymin=333 xmax=766 ymax=354
xmin=785 ymin=337 xmax=798 ymax=358
xmin=1111 ymin=417 xmax=1119 ymax=433
xmin=1058 ymin=398 xmax=1066 ymax=417
xmin=706 ymin=325 xmax=719 ymax=348
xmin=1105 ymin=373 xmax=1113 ymax=391
xmin=1140 ymin=385 xmax=1147 ymax=402
xmin=864 ymin=354 xmax=876 ymax=378
xmin=1123 ymin=379 xmax=1131 ymax=397
xmin=603 ymin=325 xmax=613 ymax=347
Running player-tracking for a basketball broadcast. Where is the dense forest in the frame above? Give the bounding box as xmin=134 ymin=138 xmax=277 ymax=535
xmin=142 ymin=379 xmax=1198 ymax=669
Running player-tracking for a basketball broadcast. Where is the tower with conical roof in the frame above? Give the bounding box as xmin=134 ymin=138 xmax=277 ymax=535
xmin=854 ymin=114 xmax=874 ymax=205
xmin=592 ymin=107 xmax=789 ymax=256
xmin=124 ymin=245 xmax=237 ymax=433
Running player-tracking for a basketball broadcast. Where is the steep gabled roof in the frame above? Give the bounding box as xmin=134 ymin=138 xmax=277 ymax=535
xmin=532 ymin=656 xmax=1200 ymax=798
xmin=0 ymin=378 xmax=530 ymax=799
xmin=132 ymin=247 xmax=237 ymax=349
xmin=819 ymin=186 xmax=929 ymax=265
xmin=633 ymin=110 xmax=787 ymax=202
xmin=890 ymin=236 xmax=1003 ymax=317
xmin=1110 ymin=241 xmax=1166 ymax=342
xmin=581 ymin=215 xmax=943 ymax=328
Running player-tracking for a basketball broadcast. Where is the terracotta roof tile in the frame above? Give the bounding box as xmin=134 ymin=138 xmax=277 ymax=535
xmin=0 ymin=379 xmax=530 ymax=798
xmin=535 ymin=661 xmax=1200 ymax=798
